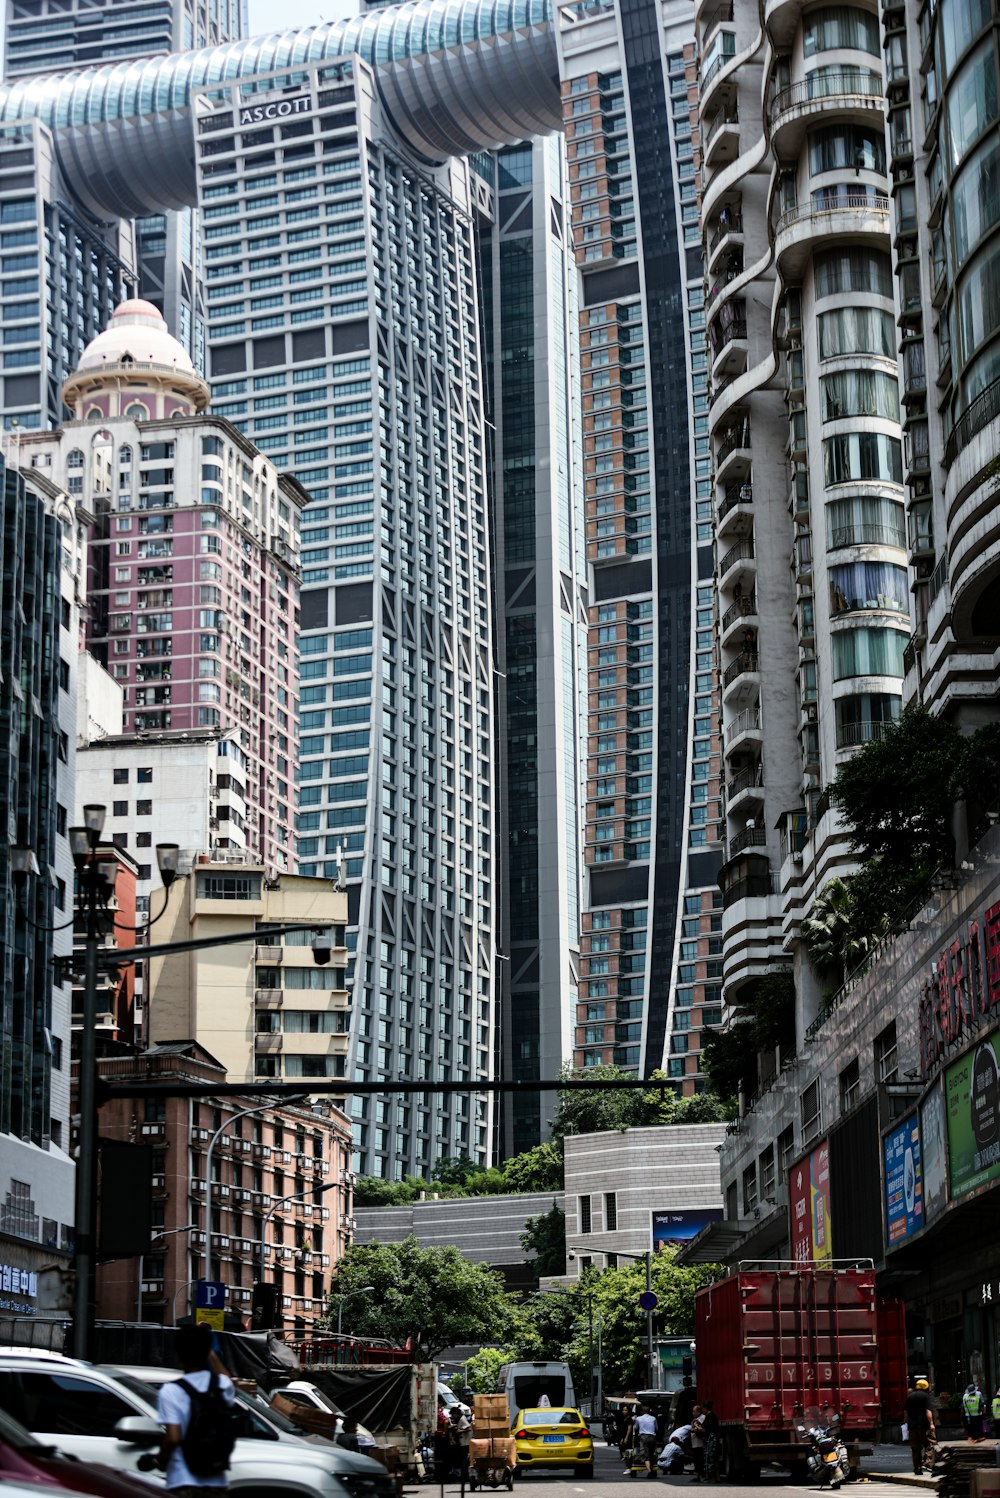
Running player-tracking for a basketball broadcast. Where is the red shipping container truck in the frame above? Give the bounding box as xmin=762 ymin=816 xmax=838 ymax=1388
xmin=694 ymin=1266 xmax=905 ymax=1477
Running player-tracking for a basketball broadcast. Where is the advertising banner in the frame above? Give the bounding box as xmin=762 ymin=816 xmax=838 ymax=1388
xmin=945 ymin=1029 xmax=1000 ymax=1199
xmin=883 ymin=1112 xmax=922 ymax=1246
xmin=789 ymin=1141 xmax=832 ymax=1264
xmin=651 ymin=1208 xmax=723 ymax=1253
xmin=920 ymin=1081 xmax=948 ymax=1223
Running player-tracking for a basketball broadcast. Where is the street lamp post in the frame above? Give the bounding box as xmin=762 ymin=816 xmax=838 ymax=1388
xmin=36 ymin=807 xmax=181 ymax=1362
xmin=536 ymin=1285 xmax=598 ymax=1419
xmin=14 ymin=805 xmax=338 ymax=1361
xmin=138 ymin=1224 xmax=195 ymax=1323
xmin=569 ymin=1242 xmax=654 ymax=1392
xmin=336 ymin=1284 xmax=375 ymax=1337
xmin=258 ymin=1179 xmax=340 ymax=1285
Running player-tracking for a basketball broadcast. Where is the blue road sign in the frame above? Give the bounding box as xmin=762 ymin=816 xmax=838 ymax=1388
xmin=639 ymin=1290 xmax=658 ymax=1311
xmin=195 ymin=1279 xmax=226 ymax=1310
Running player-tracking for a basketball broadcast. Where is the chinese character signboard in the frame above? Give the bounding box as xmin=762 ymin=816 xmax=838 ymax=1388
xmin=918 ymin=899 xmax=1000 ymax=1079
xmin=651 ymin=1208 xmax=724 ymax=1253
xmin=0 ymin=1263 xmax=38 ymax=1314
xmin=920 ymin=1081 xmax=948 ymax=1223
xmin=789 ymin=1141 xmax=832 ymax=1264
xmin=945 ymin=1029 xmax=1000 ymax=1200
xmin=884 ymin=1112 xmax=922 ymax=1246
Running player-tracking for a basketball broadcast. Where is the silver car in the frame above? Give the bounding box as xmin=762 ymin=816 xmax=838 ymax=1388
xmin=0 ymin=1350 xmax=394 ymax=1498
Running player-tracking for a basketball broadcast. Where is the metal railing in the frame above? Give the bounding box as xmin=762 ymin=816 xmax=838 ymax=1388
xmin=720 ymin=538 xmax=755 ymax=575
xmin=709 ymin=211 xmax=743 ymax=254
xmin=702 ymin=47 xmax=737 ymax=93
xmin=828 ymin=523 xmax=906 ymax=549
xmin=722 ymin=871 xmax=776 ymax=908
xmin=835 ymin=719 xmax=895 ymax=749
xmin=771 ymin=70 xmax=884 ymax=120
xmin=721 ymin=592 xmax=757 ymax=631
xmin=723 ymin=652 xmax=759 ymax=687
xmin=944 ymin=373 xmax=1000 ymax=464
xmin=777 ymin=190 xmax=889 ymax=234
xmin=728 ymin=825 xmax=767 ymax=857
xmin=711 ymin=315 xmax=747 ymax=350
xmin=717 ymin=481 xmax=753 ymax=522
xmin=726 ymin=763 xmax=763 ymax=800
xmin=705 ymin=108 xmax=739 ymax=148
xmin=716 ymin=421 xmax=751 ymax=464
xmin=725 ymin=705 xmax=761 ymax=744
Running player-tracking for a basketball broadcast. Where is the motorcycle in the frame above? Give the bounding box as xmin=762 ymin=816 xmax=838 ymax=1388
xmin=800 ymin=1423 xmax=848 ymax=1489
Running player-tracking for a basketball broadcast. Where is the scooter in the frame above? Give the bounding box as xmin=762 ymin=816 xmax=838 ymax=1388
xmin=802 ymin=1424 xmax=848 ymax=1488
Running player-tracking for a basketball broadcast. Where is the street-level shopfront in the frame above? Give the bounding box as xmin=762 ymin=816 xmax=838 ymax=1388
xmin=0 ymin=1231 xmax=72 ymax=1346
xmin=879 ymin=886 xmax=1000 ymax=1417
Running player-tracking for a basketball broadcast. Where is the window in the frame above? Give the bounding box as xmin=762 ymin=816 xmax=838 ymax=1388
xmin=579 ymin=1195 xmax=592 ymax=1234
xmin=875 ymin=1022 xmax=898 ymax=1083
xmin=742 ymin=1163 xmax=758 ymax=1214
xmin=112 ymin=800 xmax=128 ymax=816
xmin=800 ymin=1080 xmax=822 ymax=1145
xmin=759 ymin=1144 xmax=776 ymax=1201
xmin=0 ymin=1370 xmax=137 ymax=1437
xmin=604 ymin=1191 xmax=617 ymax=1232
xmin=112 ymin=768 xmax=128 ymax=784
xmin=136 ymin=800 xmax=153 ymax=816
xmin=831 ymin=628 xmax=906 ymax=680
xmin=839 ymin=1057 xmax=861 ymax=1113
xmin=778 ymin=1126 xmax=795 ymax=1182
xmin=137 ymin=767 xmax=153 ymax=783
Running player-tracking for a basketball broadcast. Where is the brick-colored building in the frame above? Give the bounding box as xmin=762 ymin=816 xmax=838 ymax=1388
xmin=95 ymin=1042 xmax=353 ymax=1331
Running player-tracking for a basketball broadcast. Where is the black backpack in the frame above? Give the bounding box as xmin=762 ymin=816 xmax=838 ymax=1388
xmin=177 ymin=1373 xmax=237 ymax=1477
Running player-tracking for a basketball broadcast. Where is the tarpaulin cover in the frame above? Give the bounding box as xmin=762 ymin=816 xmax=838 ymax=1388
xmin=91 ymin=1324 xmax=299 ymax=1382
xmin=305 ymin=1365 xmax=414 ymax=1431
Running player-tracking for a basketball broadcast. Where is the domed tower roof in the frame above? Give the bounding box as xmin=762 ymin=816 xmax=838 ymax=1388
xmin=63 ymin=298 xmax=209 ymax=417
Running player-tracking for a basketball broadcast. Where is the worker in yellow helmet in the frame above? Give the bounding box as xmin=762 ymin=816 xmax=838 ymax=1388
xmin=905 ymin=1377 xmax=935 ymax=1475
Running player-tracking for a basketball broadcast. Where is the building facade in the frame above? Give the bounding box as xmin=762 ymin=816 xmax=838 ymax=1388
xmin=148 ymin=860 xmax=350 ymax=1086
xmin=559 ymin=1122 xmax=725 ymax=1278
xmin=557 ymin=0 xmax=725 ymax=1090
xmin=3 ymin=0 xmax=247 ymax=372
xmin=95 ymin=1041 xmax=352 ymax=1333
xmin=695 ymin=0 xmax=912 ymax=1054
xmin=24 ymin=299 xmax=306 ymax=878
xmin=0 ymin=453 xmax=80 ymax=1319
xmin=481 ymin=136 xmax=587 ymax=1154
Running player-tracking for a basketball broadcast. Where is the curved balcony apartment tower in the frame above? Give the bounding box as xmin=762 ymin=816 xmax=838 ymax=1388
xmin=698 ymin=0 xmax=910 ymax=1039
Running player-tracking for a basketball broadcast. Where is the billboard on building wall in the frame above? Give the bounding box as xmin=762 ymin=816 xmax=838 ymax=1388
xmin=920 ymin=1080 xmax=948 ymax=1223
xmin=883 ymin=1112 xmax=922 ymax=1246
xmin=945 ymin=1029 xmax=1000 ymax=1199
xmin=651 ymin=1208 xmax=723 ymax=1253
xmin=789 ymin=1141 xmax=832 ymax=1264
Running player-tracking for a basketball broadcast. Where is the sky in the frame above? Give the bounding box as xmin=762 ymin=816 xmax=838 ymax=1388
xmin=249 ymin=0 xmax=358 ymax=30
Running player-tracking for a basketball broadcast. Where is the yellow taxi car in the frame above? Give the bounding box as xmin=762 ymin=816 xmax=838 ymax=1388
xmin=511 ymin=1406 xmax=594 ymax=1475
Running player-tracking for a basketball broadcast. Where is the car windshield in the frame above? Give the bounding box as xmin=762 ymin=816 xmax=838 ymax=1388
xmin=521 ymin=1410 xmax=581 ymax=1427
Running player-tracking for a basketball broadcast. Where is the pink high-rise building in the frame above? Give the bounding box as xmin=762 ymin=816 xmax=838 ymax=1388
xmin=23 ymin=300 xmax=305 ymax=873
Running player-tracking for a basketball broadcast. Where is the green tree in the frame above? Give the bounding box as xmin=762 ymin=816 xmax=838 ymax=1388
xmin=322 ymin=1235 xmax=517 ymax=1360
xmin=700 ymin=971 xmax=794 ymax=1103
xmin=502 ymin=1141 xmax=564 ymax=1193
xmin=549 ymin=1065 xmax=678 ymax=1145
xmin=801 ymin=877 xmax=880 ymax=984
xmin=432 ymin=1154 xmax=486 ymax=1186
xmin=465 ymin=1345 xmax=516 ymax=1393
xmin=672 ymin=1092 xmax=735 ymax=1124
xmin=590 ymin=1251 xmax=722 ymax=1391
xmin=520 ymin=1204 xmax=565 ymax=1275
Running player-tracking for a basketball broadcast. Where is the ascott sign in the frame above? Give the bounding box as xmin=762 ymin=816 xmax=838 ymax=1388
xmin=789 ymin=1141 xmax=832 ymax=1264
xmin=239 ymin=96 xmax=310 ymax=126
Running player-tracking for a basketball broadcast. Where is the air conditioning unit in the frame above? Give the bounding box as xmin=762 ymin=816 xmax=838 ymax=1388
xmin=805 ymin=703 xmax=818 ymax=723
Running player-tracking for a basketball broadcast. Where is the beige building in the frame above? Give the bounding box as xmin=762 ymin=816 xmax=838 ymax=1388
xmin=148 ymin=859 xmax=349 ymax=1084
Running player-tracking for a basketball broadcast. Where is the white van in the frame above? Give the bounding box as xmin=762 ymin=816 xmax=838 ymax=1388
xmin=496 ymin=1361 xmax=576 ymax=1426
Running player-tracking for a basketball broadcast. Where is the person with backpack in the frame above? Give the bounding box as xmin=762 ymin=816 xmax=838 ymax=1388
xmin=157 ymin=1323 xmax=236 ymax=1492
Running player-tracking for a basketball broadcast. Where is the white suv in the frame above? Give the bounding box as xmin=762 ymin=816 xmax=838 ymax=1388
xmin=0 ymin=1351 xmax=394 ymax=1498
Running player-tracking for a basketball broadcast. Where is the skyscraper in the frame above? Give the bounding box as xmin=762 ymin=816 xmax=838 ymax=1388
xmin=22 ymin=299 xmax=305 ymax=882
xmin=558 ymin=0 xmax=725 ymax=1092
xmin=0 ymin=449 xmax=81 ymax=1298
xmin=3 ymin=0 xmax=247 ymax=371
xmin=0 ymin=0 xmax=717 ymax=1175
xmin=697 ymin=0 xmax=909 ymax=1045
